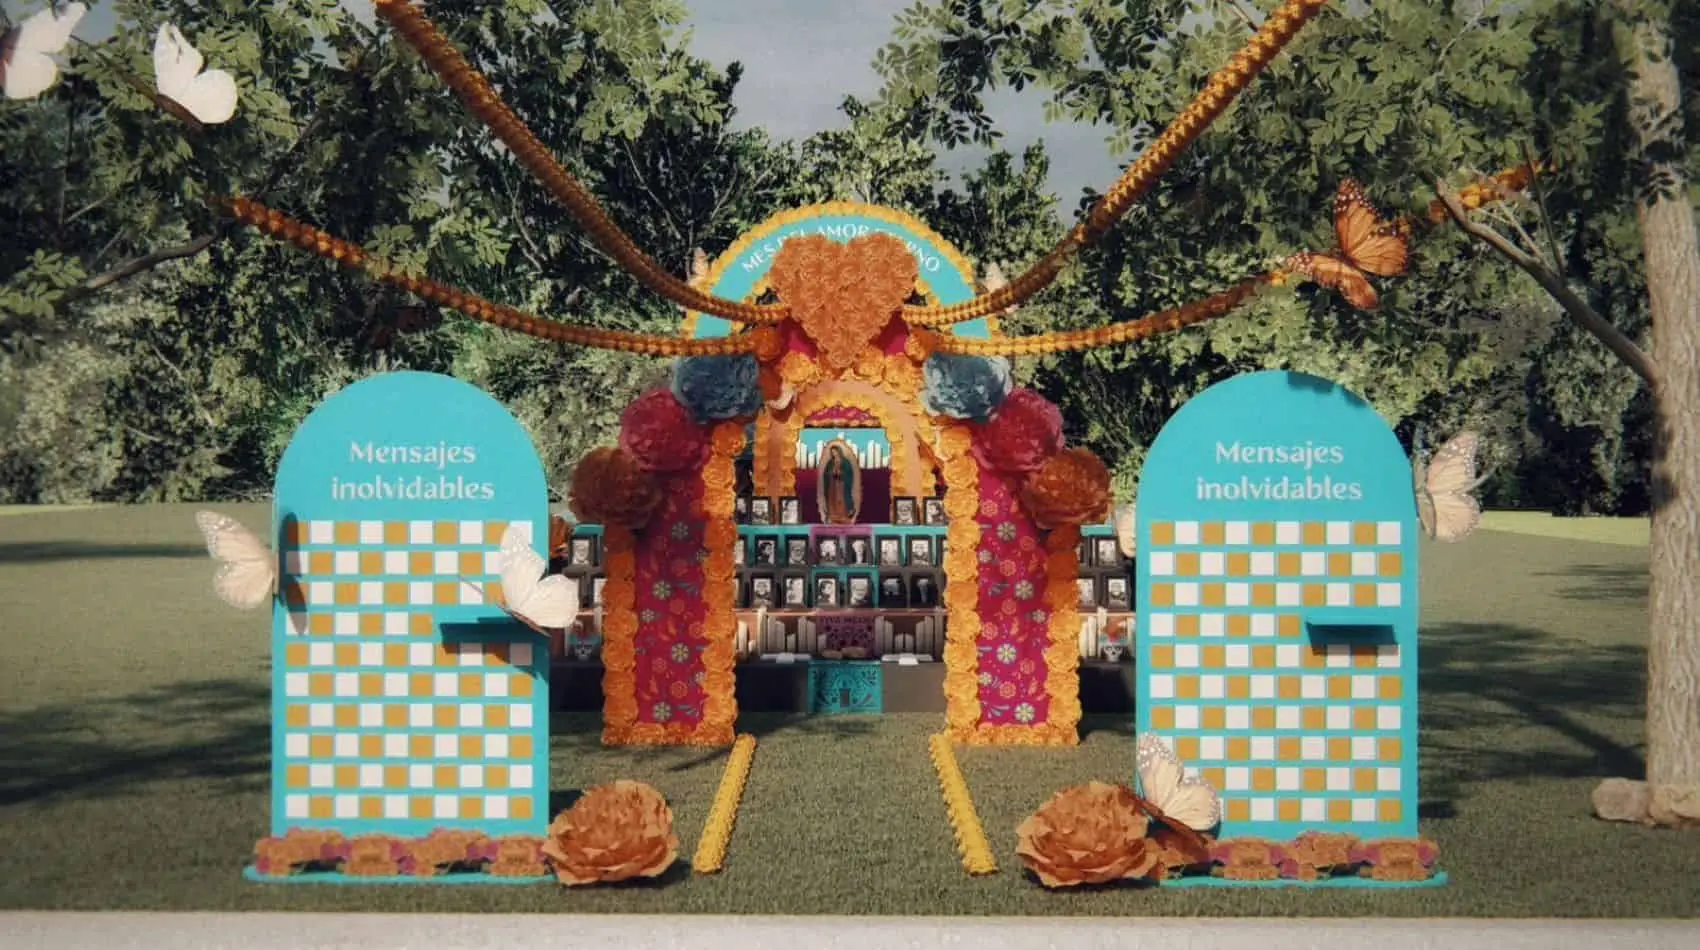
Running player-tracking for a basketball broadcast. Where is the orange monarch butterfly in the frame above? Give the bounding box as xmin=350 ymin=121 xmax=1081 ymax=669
xmin=1284 ymin=179 xmax=1410 ymax=310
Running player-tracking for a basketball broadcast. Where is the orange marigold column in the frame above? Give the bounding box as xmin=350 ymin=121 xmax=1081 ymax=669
xmin=599 ymin=524 xmax=640 ymax=744
xmin=696 ymin=422 xmax=745 ymax=746
xmin=938 ymin=425 xmax=984 ymax=738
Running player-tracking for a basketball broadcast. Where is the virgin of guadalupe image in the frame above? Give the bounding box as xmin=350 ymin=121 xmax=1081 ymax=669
xmin=817 ymin=440 xmax=862 ymax=525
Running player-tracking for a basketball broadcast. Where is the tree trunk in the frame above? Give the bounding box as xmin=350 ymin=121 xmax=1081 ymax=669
xmin=1616 ymin=6 xmax=1700 ymax=787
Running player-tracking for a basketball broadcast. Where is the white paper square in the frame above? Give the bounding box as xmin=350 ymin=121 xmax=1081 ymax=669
xmin=459 ymin=521 xmax=484 ymax=545
xmin=1148 ymin=551 xmax=1175 ymax=576
xmin=1251 ymin=676 xmax=1276 ymax=699
xmin=1275 ymin=521 xmax=1301 ymax=545
xmin=1376 ymin=521 xmax=1402 ymax=545
xmin=1151 ymin=675 xmax=1175 ymax=699
xmin=383 ymin=551 xmax=409 ymax=576
xmin=461 ymin=705 xmax=484 ymax=728
xmin=309 ymin=764 xmax=333 ymax=788
xmin=1174 ymin=583 xmax=1200 ymax=607
xmin=1377 ymin=646 xmax=1402 ymax=669
xmin=1326 ymin=521 xmax=1351 ymax=545
xmin=1351 ymin=552 xmax=1377 ymax=576
xmin=433 ymin=673 xmax=458 ymax=697
xmin=408 ymin=581 xmax=433 ymax=604
xmin=434 ymin=795 xmax=459 ymax=818
xmin=309 ymin=704 xmax=333 ymax=728
xmin=487 ymin=734 xmax=511 ymax=758
xmin=1353 ymin=675 xmax=1378 ymax=699
xmin=1174 ymin=644 xmax=1200 ymax=668
xmin=1326 ymin=706 xmax=1351 ymax=730
xmin=1251 ymin=614 xmax=1276 ymax=637
xmin=1352 ymin=737 xmax=1377 ymax=761
xmin=434 ymin=734 xmax=459 ymax=758
xmin=1150 ymin=613 xmax=1175 ymax=638
xmin=1275 ymin=645 xmax=1301 ymax=667
xmin=1201 ymin=675 xmax=1225 ymax=700
xmin=334 ymin=673 xmax=359 ymax=698
xmin=1301 ymin=675 xmax=1326 ymax=700
xmin=1377 ymin=583 xmax=1402 ymax=607
xmin=408 ymin=521 xmax=433 ymax=544
xmin=1251 ymin=736 xmax=1276 ymax=759
xmin=409 ymin=704 xmax=432 ymax=727
xmin=1326 ymin=583 xmax=1350 ymax=606
xmin=358 ymin=764 xmax=382 ymax=789
xmin=1301 ymin=552 xmax=1326 ymax=576
xmin=333 ymin=551 xmax=359 ymax=576
xmin=333 ymin=612 xmax=359 ymax=636
xmin=399 ymin=643 xmax=427 ymax=667
xmin=285 ymin=795 xmax=308 ymax=819
xmin=358 ymin=581 xmax=383 ymax=606
xmin=1301 ymin=736 xmax=1327 ymax=760
xmin=510 ymin=704 xmax=533 ymax=728
xmin=332 ymin=733 xmax=356 ymax=759
xmin=1225 ymin=522 xmax=1251 ymax=545
xmin=1200 ymin=552 xmax=1225 ymax=576
xmin=385 ymin=795 xmax=408 ymax=818
xmin=333 ymin=795 xmax=356 ymax=819
xmin=1225 ymin=767 xmax=1250 ymax=791
xmin=458 ymin=642 xmax=485 ymax=667
xmin=1377 ymin=706 xmax=1402 ymax=730
xmin=482 ymin=552 xmax=501 ymax=574
xmin=1251 ymin=798 xmax=1276 ymax=821
xmin=1276 ymin=707 xmax=1301 ymax=730
xmin=384 ymin=612 xmax=410 ymax=636
xmin=1302 ymin=798 xmax=1326 ymax=822
xmin=285 ymin=673 xmax=309 ymax=697
xmin=1276 ymin=583 xmax=1301 ymax=606
xmin=1324 ymin=645 xmax=1351 ymax=668
xmin=1352 ymin=798 xmax=1377 ymax=822
xmin=485 ymin=796 xmax=510 ymax=819
xmin=1175 ymin=706 xmax=1200 ymax=729
xmin=409 ymin=764 xmax=432 ymax=788
xmin=459 ymin=765 xmax=485 ymax=789
xmin=428 ymin=551 xmax=454 ymax=576
xmin=1226 ymin=705 xmax=1250 ymax=730
xmin=1225 ymin=645 xmax=1250 ymax=668
xmin=383 ymin=674 xmax=409 ymax=698
xmin=309 ymin=521 xmax=334 ymax=545
xmin=1325 ymin=767 xmax=1350 ymax=791
xmin=484 ymin=674 xmax=510 ymax=698
xmin=359 ymin=643 xmax=383 ymax=667
xmin=360 ymin=703 xmax=383 ymax=727
xmin=285 ymin=733 xmax=309 ymax=758
xmin=1225 ymin=584 xmax=1250 ymax=607
xmin=1379 ymin=767 xmax=1403 ymax=791
xmin=1276 ymin=768 xmax=1301 ymax=791
xmin=307 ymin=581 xmax=333 ymax=605
xmin=1250 ymin=552 xmax=1276 ymax=576
xmin=1174 ymin=522 xmax=1200 ymax=545
xmin=511 ymin=764 xmax=534 ymax=789
xmin=286 ymin=612 xmax=310 ymax=636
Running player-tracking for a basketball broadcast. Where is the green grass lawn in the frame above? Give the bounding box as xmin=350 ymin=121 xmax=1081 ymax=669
xmin=0 ymin=503 xmax=1687 ymax=917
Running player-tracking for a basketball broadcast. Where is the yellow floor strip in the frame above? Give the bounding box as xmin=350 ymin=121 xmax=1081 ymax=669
xmin=691 ymin=734 xmax=757 ymax=874
xmin=929 ymin=733 xmax=998 ymax=875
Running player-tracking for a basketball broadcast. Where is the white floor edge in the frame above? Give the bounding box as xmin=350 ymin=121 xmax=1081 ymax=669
xmin=2 ymin=913 xmax=1698 ymax=950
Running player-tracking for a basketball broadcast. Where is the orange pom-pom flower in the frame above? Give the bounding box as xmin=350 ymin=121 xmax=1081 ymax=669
xmin=568 ymin=447 xmax=662 ymax=529
xmin=1020 ymin=447 xmax=1112 ymax=529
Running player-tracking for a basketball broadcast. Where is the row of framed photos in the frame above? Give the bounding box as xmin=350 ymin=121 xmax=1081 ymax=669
xmin=735 ymin=494 xmax=949 ymax=527
xmin=735 ymin=532 xmax=941 ymax=569
xmin=740 ymin=569 xmax=943 ymax=610
xmin=1078 ymin=574 xmax=1134 ymax=611
xmin=1078 ymin=535 xmax=1131 ymax=569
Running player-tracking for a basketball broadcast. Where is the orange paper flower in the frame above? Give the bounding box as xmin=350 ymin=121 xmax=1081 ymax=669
xmin=1015 ymin=781 xmax=1160 ymax=887
xmin=568 ymin=447 xmax=662 ymax=530
xmin=1019 ymin=447 xmax=1112 ymax=529
xmin=766 ymin=233 xmax=917 ymax=376
xmin=540 ymin=780 xmax=680 ymax=886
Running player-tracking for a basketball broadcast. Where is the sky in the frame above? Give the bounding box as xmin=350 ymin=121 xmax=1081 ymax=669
xmin=5 ymin=0 xmax=1130 ymax=203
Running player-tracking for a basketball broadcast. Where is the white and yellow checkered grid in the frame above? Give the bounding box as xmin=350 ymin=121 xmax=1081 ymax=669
xmin=274 ymin=520 xmax=544 ymax=826
xmin=1142 ymin=519 xmax=1411 ymax=827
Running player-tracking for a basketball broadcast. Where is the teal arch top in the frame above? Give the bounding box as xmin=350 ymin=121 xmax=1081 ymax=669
xmin=686 ymin=202 xmax=991 ymax=341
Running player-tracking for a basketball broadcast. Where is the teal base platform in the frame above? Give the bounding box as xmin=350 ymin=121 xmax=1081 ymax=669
xmin=1159 ymin=869 xmax=1449 ymax=888
xmin=243 ymin=866 xmax=553 ymax=886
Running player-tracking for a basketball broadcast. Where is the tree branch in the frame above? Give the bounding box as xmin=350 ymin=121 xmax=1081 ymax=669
xmin=1436 ymin=181 xmax=1661 ymax=387
xmin=55 ymin=234 xmax=219 ymax=307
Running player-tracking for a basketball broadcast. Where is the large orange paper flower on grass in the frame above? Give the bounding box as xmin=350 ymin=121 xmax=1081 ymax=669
xmin=541 ymin=780 xmax=680 ymax=886
xmin=1015 ymin=781 xmax=1161 ymax=887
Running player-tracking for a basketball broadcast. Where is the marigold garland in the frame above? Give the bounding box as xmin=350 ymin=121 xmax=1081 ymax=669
xmin=696 ymin=423 xmax=745 ymax=747
xmin=929 ymin=733 xmax=998 ymax=876
xmin=691 ymin=734 xmax=758 ymax=874
xmin=599 ymin=523 xmax=640 ymax=745
xmin=938 ymin=426 xmax=985 ymax=737
xmin=1040 ymin=525 xmax=1084 ymax=741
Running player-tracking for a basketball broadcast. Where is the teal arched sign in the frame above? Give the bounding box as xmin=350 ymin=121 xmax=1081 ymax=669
xmin=269 ymin=371 xmax=550 ymax=842
xmin=1135 ymin=371 xmax=1420 ymax=846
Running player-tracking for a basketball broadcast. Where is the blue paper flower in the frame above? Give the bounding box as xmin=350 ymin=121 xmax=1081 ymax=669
xmin=671 ymin=355 xmax=763 ymax=423
xmin=922 ymin=353 xmax=1013 ymax=421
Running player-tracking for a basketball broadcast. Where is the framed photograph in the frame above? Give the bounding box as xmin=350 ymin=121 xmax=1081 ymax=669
xmin=1077 ymin=539 xmax=1090 ymax=565
xmin=734 ymin=494 xmax=750 ymax=524
xmin=1104 ymin=575 xmax=1132 ymax=611
xmin=590 ymin=576 xmax=607 ymax=606
xmin=784 ymin=536 xmax=811 ymax=567
xmin=1076 ymin=576 xmax=1100 ymax=610
xmin=844 ymin=572 xmax=875 ymax=609
xmin=875 ymin=535 xmax=904 ymax=568
xmin=733 ymin=535 xmax=747 ymax=567
xmin=813 ymin=574 xmax=841 ymax=609
xmin=749 ymin=574 xmax=777 ymax=609
xmin=1093 ymin=536 xmax=1121 ymax=568
xmin=844 ymin=535 xmax=874 ymax=566
xmin=878 ymin=572 xmax=908 ymax=608
xmin=817 ymin=438 xmax=863 ymax=525
xmin=782 ymin=573 xmax=810 ymax=609
xmin=749 ymin=497 xmax=774 ymax=526
xmin=921 ymin=497 xmax=947 ymax=526
xmin=891 ymin=496 xmax=919 ymax=526
xmin=752 ymin=536 xmax=779 ymax=567
xmin=567 ymin=534 xmax=599 ymax=568
xmin=778 ymin=496 xmax=802 ymax=525
xmin=814 ymin=535 xmax=843 ymax=566
xmin=909 ymin=572 xmax=939 ymax=608
xmin=907 ymin=535 xmax=935 ymax=567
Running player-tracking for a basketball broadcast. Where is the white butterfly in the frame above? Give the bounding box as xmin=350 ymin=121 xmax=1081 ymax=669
xmin=195 ymin=509 xmax=278 ymax=610
xmin=460 ymin=524 xmax=579 ymax=633
xmin=1136 ymin=733 xmax=1222 ymax=832
xmin=1414 ymin=430 xmax=1488 ymax=543
xmin=1 ymin=3 xmax=86 ymax=101
xmin=153 ymin=23 xmax=237 ymax=126
xmin=1112 ymin=502 xmax=1137 ymax=558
